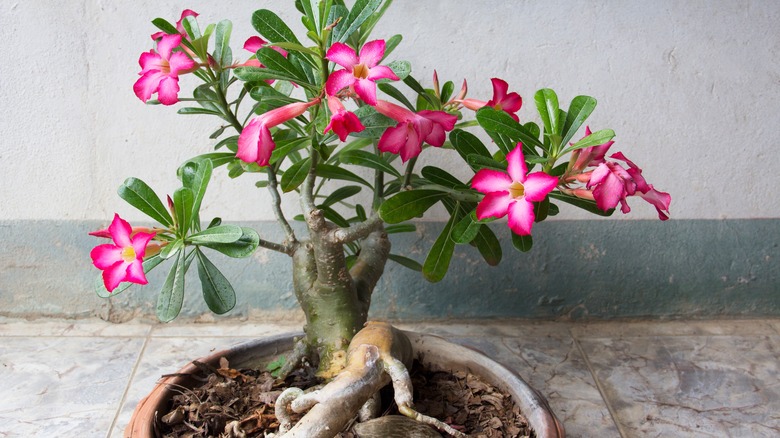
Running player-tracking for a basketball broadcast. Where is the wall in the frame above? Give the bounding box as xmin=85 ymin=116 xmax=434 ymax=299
xmin=1 ymin=1 xmax=778 ymax=320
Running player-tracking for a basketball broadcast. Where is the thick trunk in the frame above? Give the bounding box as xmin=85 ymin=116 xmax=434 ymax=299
xmin=291 ymin=227 xmax=390 ymax=378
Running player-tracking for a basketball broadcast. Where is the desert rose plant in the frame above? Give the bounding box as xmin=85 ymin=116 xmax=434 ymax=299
xmin=90 ymin=1 xmax=670 ymax=436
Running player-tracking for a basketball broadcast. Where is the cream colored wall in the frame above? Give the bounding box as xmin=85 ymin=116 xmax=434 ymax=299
xmin=1 ymin=0 xmax=778 ymax=222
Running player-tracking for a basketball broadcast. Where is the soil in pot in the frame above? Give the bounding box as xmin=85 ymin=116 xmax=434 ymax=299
xmin=157 ymin=357 xmax=535 ymax=438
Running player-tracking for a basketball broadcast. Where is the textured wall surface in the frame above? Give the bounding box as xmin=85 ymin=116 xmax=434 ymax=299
xmin=1 ymin=1 xmax=779 ymax=320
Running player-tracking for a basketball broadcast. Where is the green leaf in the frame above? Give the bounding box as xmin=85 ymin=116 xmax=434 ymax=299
xmin=321 ymin=185 xmax=362 ymax=208
xmin=316 ymin=164 xmax=372 ymax=188
xmin=548 ymin=191 xmax=614 ymax=216
xmin=377 ymin=83 xmax=415 ymax=111
xmin=280 ymin=157 xmax=312 ymax=192
xmin=180 ymin=159 xmax=213 ymax=225
xmin=382 ymin=34 xmax=403 ymax=60
xmin=215 ymin=135 xmax=239 ymax=151
xmin=561 ymin=128 xmax=615 ymax=155
xmin=534 ymin=196 xmax=550 ymax=222
xmin=196 ymin=249 xmax=236 ymax=315
xmin=213 ymin=20 xmax=233 ymax=67
xmin=476 ymin=107 xmax=545 ymax=151
xmin=423 ymin=211 xmax=457 ymax=282
xmin=252 ymin=9 xmax=302 ymax=45
xmin=320 ymin=205 xmax=350 ymax=227
xmin=177 ymin=107 xmax=223 ymax=116
xmin=199 ymin=227 xmax=260 ymax=258
xmin=255 ymin=47 xmax=308 ymax=84
xmin=249 ymin=84 xmax=300 ymax=107
xmin=332 ymin=0 xmax=382 ymax=43
xmin=451 ymin=213 xmax=481 ymax=244
xmin=420 ymin=166 xmax=466 ymax=189
xmin=466 ymin=154 xmax=506 ymax=172
xmin=270 ymin=41 xmax=319 ymax=56
xmin=473 ymin=224 xmax=502 ymax=266
xmin=340 ymin=150 xmax=401 ymax=178
xmin=266 ymin=354 xmax=286 ymax=377
xmin=561 ymin=96 xmax=597 ymax=147
xmin=234 ymin=66 xmax=313 ymax=90
xmin=385 ymin=224 xmax=417 ymax=234
xmin=173 ymin=187 xmax=194 ymax=236
xmin=403 ymin=75 xmax=438 ymax=108
xmin=159 ymin=239 xmax=183 ymax=260
xmin=383 ymin=60 xmax=411 ymax=82
xmin=151 ymin=18 xmax=178 ymax=36
xmin=186 ymin=152 xmax=236 ymax=169
xmin=299 ymin=0 xmax=321 ymax=33
xmin=156 ymin=250 xmax=187 ymax=323
xmin=118 ymin=178 xmax=173 ymax=227
xmin=379 ymin=189 xmax=447 ymax=224
xmin=350 ymin=105 xmax=397 ymax=138
xmin=440 ymin=80 xmax=454 ymax=104
xmin=512 ymin=233 xmax=533 ymax=252
xmin=450 ymin=129 xmax=492 ymax=170
xmin=94 ymin=255 xmax=164 ymax=298
xmin=388 ymin=254 xmax=422 ymax=272
xmin=189 ymin=225 xmax=243 ymax=244
xmin=270 ymin=137 xmax=310 ymax=165
xmin=534 ymin=88 xmax=561 ymax=137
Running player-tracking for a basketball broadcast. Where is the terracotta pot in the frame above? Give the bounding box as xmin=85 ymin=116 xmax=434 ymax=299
xmin=125 ymin=331 xmax=564 ymax=437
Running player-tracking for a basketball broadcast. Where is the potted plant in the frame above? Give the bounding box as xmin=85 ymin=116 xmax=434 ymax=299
xmin=89 ymin=1 xmax=670 ymax=436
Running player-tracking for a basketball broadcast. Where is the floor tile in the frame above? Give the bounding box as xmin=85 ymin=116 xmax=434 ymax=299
xmin=0 ymin=317 xmax=150 ymax=337
xmin=0 ymin=336 xmax=144 ymax=437
xmin=449 ymin=333 xmax=621 ymax=437
xmin=580 ymin=334 xmax=780 ymax=437
xmin=571 ymin=318 xmax=780 ymax=339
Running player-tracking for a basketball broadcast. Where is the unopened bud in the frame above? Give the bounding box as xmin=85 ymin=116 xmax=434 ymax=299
xmin=433 ymin=70 xmax=441 ymax=98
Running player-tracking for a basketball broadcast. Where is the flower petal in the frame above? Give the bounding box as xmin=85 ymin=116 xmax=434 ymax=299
xmin=377 ymin=123 xmax=407 ymax=155
xmin=358 ymin=39 xmax=386 ymax=67
xmin=507 ymin=198 xmax=535 ymax=236
xmin=353 ymin=78 xmax=378 ymax=105
xmin=522 ymin=172 xmax=558 ymax=202
xmin=366 ymin=65 xmax=399 ymax=82
xmin=244 ymin=36 xmax=266 ymax=53
xmin=124 ymin=260 xmax=149 ymax=285
xmin=156 ymin=34 xmax=182 ymax=60
xmin=326 ymin=42 xmax=358 ymax=68
xmin=325 ymin=69 xmax=356 ymax=96
xmin=471 ymin=169 xmax=512 ymax=194
xmin=138 ymin=51 xmax=164 ymax=72
xmin=505 ymin=145 xmax=528 ymax=183
xmin=102 ymin=261 xmax=130 ymax=292
xmin=131 ymin=232 xmax=157 ymax=258
xmin=91 ymin=244 xmax=122 ymax=270
xmin=639 ymin=186 xmax=672 ymax=221
xmin=156 ymin=76 xmax=181 ymax=105
xmin=591 ymin=170 xmax=625 ymax=211
xmin=237 ymin=118 xmax=262 ymax=163
xmin=489 ymin=78 xmax=509 ymax=102
xmin=476 ymin=191 xmax=512 ymax=220
xmin=133 ymin=71 xmax=164 ymax=102
xmin=108 ymin=214 xmax=133 ymax=247
xmin=167 ymin=51 xmax=196 ymax=75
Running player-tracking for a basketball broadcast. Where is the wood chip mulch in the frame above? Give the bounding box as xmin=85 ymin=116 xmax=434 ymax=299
xmin=157 ymin=357 xmax=535 ymax=438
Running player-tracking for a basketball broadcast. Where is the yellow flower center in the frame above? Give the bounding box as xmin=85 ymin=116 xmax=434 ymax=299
xmin=161 ymin=59 xmax=171 ymax=75
xmin=508 ymin=181 xmax=525 ymax=199
xmin=121 ymin=246 xmax=137 ymax=263
xmin=353 ymin=63 xmax=369 ymax=79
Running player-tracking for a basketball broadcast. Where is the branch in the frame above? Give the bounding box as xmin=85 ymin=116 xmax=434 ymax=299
xmin=266 ymin=166 xmax=297 ymax=245
xmin=257 ymin=237 xmax=295 ymax=256
xmin=330 ymin=213 xmax=384 ymax=244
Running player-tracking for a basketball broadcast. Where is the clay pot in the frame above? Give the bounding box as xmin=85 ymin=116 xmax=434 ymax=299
xmin=125 ymin=331 xmax=564 ymax=437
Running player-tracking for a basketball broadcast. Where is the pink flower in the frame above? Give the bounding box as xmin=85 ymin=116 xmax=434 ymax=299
xmin=325 ymin=39 xmax=399 ymax=105
xmin=237 ymin=99 xmax=321 ymax=166
xmin=90 ymin=214 xmax=156 ymax=292
xmin=374 ymin=100 xmax=457 ymax=162
xmin=324 ymin=97 xmax=365 ymax=141
xmin=571 ymin=126 xmax=614 ymax=171
xmin=459 ymin=78 xmax=523 ymax=121
xmin=133 ymin=34 xmax=197 ymax=105
xmin=471 ymin=144 xmax=558 ymax=236
xmin=151 ymin=9 xmax=198 ymax=40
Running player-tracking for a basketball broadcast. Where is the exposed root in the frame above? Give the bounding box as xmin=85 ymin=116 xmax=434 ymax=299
xmin=276 ymin=338 xmax=311 ymax=380
xmin=273 ymin=321 xmax=467 ymax=437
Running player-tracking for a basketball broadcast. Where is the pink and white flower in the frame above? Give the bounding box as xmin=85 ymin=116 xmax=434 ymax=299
xmin=471 ymin=144 xmax=558 ymax=236
xmin=133 ymin=34 xmax=197 ymax=105
xmin=324 ymin=97 xmax=365 ymax=141
xmin=90 ymin=214 xmax=156 ymax=292
xmin=374 ymin=100 xmax=457 ymax=162
xmin=459 ymin=78 xmax=523 ymax=121
xmin=325 ymin=39 xmax=399 ymax=105
xmin=237 ymin=99 xmax=321 ymax=166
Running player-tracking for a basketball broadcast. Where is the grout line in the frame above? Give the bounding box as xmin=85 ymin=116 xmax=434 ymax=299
xmin=106 ymin=331 xmax=151 ymax=438
xmin=570 ymin=327 xmax=628 ymax=438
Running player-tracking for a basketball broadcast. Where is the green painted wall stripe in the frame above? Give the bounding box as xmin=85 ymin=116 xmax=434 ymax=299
xmin=0 ymin=219 xmax=777 ymax=320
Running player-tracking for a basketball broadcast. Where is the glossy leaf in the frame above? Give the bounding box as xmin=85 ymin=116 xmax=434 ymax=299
xmin=385 ymin=224 xmax=417 ymax=234
xmin=512 ymin=232 xmax=533 ymax=252
xmin=118 ymin=178 xmax=173 ymax=227
xmin=476 ymin=107 xmax=545 ymax=151
xmin=173 ymin=187 xmax=194 ymax=236
xmin=534 ymin=196 xmax=551 ymax=222
xmin=159 ymin=239 xmax=183 ymax=260
xmin=189 ymin=225 xmax=244 ymax=244
xmin=379 ymin=189 xmax=447 ymax=224
xmin=252 ymin=9 xmax=302 ymax=45
xmin=214 ymin=20 xmax=233 ymax=68
xmin=321 ymin=185 xmax=362 ymax=207
xmin=332 ymin=0 xmax=382 ymax=43
xmin=450 ymin=129 xmax=491 ymax=169
xmin=473 ymin=224 xmax=502 ymax=266
xmin=466 ymin=154 xmax=506 ymax=172
xmin=561 ymin=95 xmax=597 ymax=147
xmin=94 ymin=254 xmax=164 ymax=298
xmin=388 ymin=254 xmax=422 ymax=272
xmin=560 ymin=128 xmax=616 ymax=155
xmin=151 ymin=18 xmax=178 ymax=36
xmin=180 ymin=159 xmax=213 ymax=224
xmin=280 ymin=157 xmax=312 ymax=192
xmin=534 ymin=88 xmax=561 ymax=137
xmin=316 ymin=164 xmax=372 ymax=187
xmin=548 ymin=191 xmax=614 ymax=216
xmin=451 ymin=213 xmax=481 ymax=244
xmin=196 ymin=249 xmax=236 ymax=315
xmin=340 ymin=150 xmax=401 ymax=178
xmin=349 ymin=105 xmax=396 ymax=138
xmin=256 ymin=47 xmax=308 ymax=84
xmin=177 ymin=107 xmax=223 ymax=116
xmin=200 ymin=227 xmax=260 ymax=258
xmin=270 ymin=137 xmax=310 ymax=165
xmin=377 ymin=83 xmax=415 ymax=111
xmin=423 ymin=211 xmax=457 ymax=282
xmin=383 ymin=60 xmax=411 ymax=82
xmin=421 ymin=166 xmax=466 ymax=189
xmin=156 ymin=250 xmax=187 ymax=323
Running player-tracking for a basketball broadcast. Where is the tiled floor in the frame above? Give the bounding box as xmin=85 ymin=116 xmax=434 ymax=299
xmin=1 ymin=318 xmax=779 ymax=437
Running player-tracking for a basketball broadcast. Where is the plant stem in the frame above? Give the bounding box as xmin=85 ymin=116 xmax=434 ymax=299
xmin=266 ymin=166 xmax=297 ymax=247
